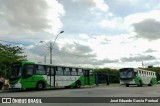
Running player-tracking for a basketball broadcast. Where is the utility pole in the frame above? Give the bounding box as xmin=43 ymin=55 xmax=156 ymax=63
xmin=40 ymin=31 xmax=64 ymax=64
xmin=49 ymin=31 xmax=64 ymax=64
xmin=44 ymin=55 xmax=46 ymax=64
xmin=50 ymin=42 xmax=52 ymax=64
xmin=142 ymin=61 xmax=144 ymax=68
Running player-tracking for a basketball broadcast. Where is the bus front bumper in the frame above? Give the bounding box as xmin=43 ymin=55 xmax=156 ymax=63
xmin=9 ymin=83 xmax=22 ymax=89
xmin=120 ymin=79 xmax=135 ymax=85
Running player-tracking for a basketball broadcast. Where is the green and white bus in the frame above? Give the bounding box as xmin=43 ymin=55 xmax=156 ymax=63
xmin=119 ymin=68 xmax=157 ymax=87
xmin=9 ymin=61 xmax=95 ymax=90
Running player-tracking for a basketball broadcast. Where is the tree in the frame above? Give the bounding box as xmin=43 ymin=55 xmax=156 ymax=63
xmin=0 ymin=43 xmax=27 ymax=78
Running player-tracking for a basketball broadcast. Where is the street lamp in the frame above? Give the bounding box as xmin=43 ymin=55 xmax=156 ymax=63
xmin=40 ymin=31 xmax=64 ymax=64
xmin=141 ymin=56 xmax=153 ymax=68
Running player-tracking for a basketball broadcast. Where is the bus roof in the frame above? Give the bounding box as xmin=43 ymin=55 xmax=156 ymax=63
xmin=16 ymin=61 xmax=93 ymax=70
xmin=119 ymin=68 xmax=156 ymax=73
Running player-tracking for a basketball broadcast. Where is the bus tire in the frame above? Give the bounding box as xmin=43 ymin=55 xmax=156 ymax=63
xmin=65 ymin=86 xmax=71 ymax=89
xmin=75 ymin=81 xmax=81 ymax=88
xmin=26 ymin=88 xmax=34 ymax=91
xmin=126 ymin=84 xmax=129 ymax=87
xmin=148 ymin=81 xmax=152 ymax=86
xmin=36 ymin=81 xmax=45 ymax=90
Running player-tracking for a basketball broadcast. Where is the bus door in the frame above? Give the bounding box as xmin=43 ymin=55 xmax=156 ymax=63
xmin=84 ymin=70 xmax=90 ymax=85
xmin=47 ymin=67 xmax=55 ymax=87
xmin=22 ymin=64 xmax=35 ymax=88
xmin=89 ymin=70 xmax=95 ymax=85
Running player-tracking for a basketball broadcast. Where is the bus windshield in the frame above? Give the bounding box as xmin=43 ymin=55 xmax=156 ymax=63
xmin=119 ymin=68 xmax=134 ymax=79
xmin=11 ymin=63 xmax=21 ymax=78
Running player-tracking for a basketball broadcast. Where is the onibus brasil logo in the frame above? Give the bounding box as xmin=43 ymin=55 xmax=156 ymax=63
xmin=1 ymin=98 xmax=42 ymax=103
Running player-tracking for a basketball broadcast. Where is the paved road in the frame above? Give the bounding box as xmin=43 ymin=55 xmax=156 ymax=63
xmin=1 ymin=84 xmax=160 ymax=106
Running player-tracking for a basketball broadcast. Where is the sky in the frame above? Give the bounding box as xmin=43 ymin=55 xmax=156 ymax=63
xmin=0 ymin=0 xmax=160 ymax=68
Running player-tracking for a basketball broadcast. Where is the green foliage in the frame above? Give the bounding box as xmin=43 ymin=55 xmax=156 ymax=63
xmin=144 ymin=67 xmax=160 ymax=80
xmin=0 ymin=43 xmax=27 ymax=78
xmin=94 ymin=68 xmax=119 ymax=83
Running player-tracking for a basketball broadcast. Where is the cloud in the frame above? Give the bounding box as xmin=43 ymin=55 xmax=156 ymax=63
xmin=0 ymin=0 xmax=65 ymax=36
xmin=99 ymin=17 xmax=130 ymax=34
xmin=26 ymin=41 xmax=118 ymax=66
xmin=123 ymin=10 xmax=160 ymax=40
xmin=121 ymin=55 xmax=156 ymax=62
xmin=88 ymin=35 xmax=111 ymax=45
xmin=100 ymin=20 xmax=118 ymax=29
xmin=124 ymin=10 xmax=160 ymax=26
xmin=61 ymin=42 xmax=93 ymax=55
xmin=133 ymin=19 xmax=160 ymax=40
xmin=78 ymin=34 xmax=90 ymax=40
xmin=71 ymin=0 xmax=109 ymax=12
xmin=145 ymin=61 xmax=160 ymax=67
xmin=107 ymin=0 xmax=160 ymax=17
xmin=27 ymin=42 xmax=95 ymax=63
xmin=93 ymin=0 xmax=109 ymax=12
xmin=144 ymin=48 xmax=157 ymax=53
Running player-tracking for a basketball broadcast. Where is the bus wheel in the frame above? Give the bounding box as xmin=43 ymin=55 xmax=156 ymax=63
xmin=75 ymin=81 xmax=81 ymax=88
xmin=65 ymin=86 xmax=71 ymax=89
xmin=36 ymin=82 xmax=44 ymax=90
xmin=126 ymin=84 xmax=129 ymax=87
xmin=148 ymin=81 xmax=152 ymax=86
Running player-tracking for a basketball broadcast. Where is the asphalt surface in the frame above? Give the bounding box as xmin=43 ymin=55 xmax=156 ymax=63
xmin=1 ymin=84 xmax=160 ymax=106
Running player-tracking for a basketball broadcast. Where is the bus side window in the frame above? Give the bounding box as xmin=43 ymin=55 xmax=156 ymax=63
xmin=51 ymin=67 xmax=55 ymax=75
xmin=23 ymin=65 xmax=34 ymax=78
xmin=77 ymin=69 xmax=83 ymax=76
xmin=56 ymin=67 xmax=63 ymax=75
xmin=64 ymin=67 xmax=70 ymax=76
xmin=36 ymin=65 xmax=46 ymax=75
xmin=137 ymin=70 xmax=138 ymax=75
xmin=71 ymin=68 xmax=77 ymax=76
xmin=89 ymin=70 xmax=93 ymax=76
xmin=143 ymin=71 xmax=145 ymax=76
xmin=47 ymin=67 xmax=50 ymax=76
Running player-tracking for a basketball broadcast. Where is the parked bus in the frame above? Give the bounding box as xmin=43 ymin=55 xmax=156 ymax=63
xmin=119 ymin=68 xmax=157 ymax=87
xmin=9 ymin=61 xmax=95 ymax=90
